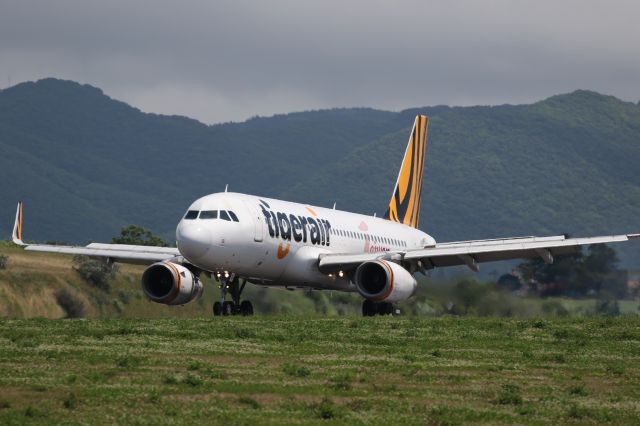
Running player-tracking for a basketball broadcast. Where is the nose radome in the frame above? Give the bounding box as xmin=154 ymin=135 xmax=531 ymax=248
xmin=176 ymin=222 xmax=212 ymax=261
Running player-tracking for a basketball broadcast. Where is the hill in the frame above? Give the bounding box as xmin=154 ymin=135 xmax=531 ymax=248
xmin=1 ymin=79 xmax=639 ymax=265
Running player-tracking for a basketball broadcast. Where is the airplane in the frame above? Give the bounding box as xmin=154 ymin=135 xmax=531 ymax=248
xmin=11 ymin=115 xmax=640 ymax=316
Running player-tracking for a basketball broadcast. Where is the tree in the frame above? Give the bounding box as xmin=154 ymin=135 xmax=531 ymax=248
xmin=72 ymin=255 xmax=118 ymax=292
xmin=517 ymin=244 xmax=623 ymax=297
xmin=111 ymin=225 xmax=168 ymax=247
xmin=580 ymin=244 xmax=623 ymax=297
xmin=517 ymin=250 xmax=583 ymax=296
xmin=497 ymin=272 xmax=522 ymax=292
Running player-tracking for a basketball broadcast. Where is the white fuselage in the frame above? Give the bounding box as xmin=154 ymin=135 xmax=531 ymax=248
xmin=175 ymin=192 xmax=435 ymax=291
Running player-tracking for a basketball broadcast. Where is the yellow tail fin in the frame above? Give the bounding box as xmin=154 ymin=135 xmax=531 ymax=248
xmin=12 ymin=201 xmax=25 ymax=245
xmin=383 ymin=115 xmax=429 ymax=229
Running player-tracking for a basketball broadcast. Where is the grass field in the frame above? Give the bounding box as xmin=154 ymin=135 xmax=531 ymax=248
xmin=0 ymin=316 xmax=639 ymax=425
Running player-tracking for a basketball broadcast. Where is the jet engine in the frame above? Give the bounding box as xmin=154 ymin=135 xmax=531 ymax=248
xmin=354 ymin=260 xmax=417 ymax=302
xmin=141 ymin=262 xmax=203 ymax=305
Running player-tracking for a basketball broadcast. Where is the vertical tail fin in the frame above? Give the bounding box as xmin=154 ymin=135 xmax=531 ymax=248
xmin=383 ymin=115 xmax=429 ymax=229
xmin=12 ymin=201 xmax=25 ymax=245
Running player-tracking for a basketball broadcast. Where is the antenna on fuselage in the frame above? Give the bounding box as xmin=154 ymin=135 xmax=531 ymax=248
xmin=332 ymin=202 xmax=336 ymax=210
xmin=373 ymin=212 xmax=377 ymax=217
xmin=224 ymin=184 xmax=228 ymax=192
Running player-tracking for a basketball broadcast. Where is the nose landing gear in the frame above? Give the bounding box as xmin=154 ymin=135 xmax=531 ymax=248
xmin=213 ymin=274 xmax=254 ymax=316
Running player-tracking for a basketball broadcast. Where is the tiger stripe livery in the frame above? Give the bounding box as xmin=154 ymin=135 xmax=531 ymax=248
xmin=13 ymin=201 xmax=24 ymax=243
xmin=383 ymin=115 xmax=429 ymax=229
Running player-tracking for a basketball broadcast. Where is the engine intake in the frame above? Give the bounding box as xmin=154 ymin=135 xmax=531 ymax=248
xmin=354 ymin=260 xmax=417 ymax=302
xmin=141 ymin=262 xmax=203 ymax=305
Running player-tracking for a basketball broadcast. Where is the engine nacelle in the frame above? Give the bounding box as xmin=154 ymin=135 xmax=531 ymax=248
xmin=141 ymin=262 xmax=203 ymax=305
xmin=354 ymin=260 xmax=417 ymax=302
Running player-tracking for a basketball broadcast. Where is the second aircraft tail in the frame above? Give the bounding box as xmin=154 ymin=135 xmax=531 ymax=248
xmin=383 ymin=115 xmax=429 ymax=229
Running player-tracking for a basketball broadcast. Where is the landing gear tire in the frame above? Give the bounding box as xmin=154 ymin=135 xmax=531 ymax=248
xmin=380 ymin=302 xmax=394 ymax=316
xmin=240 ymin=300 xmax=254 ymax=316
xmin=213 ymin=301 xmax=222 ymax=316
xmin=362 ymin=300 xmax=395 ymax=316
xmin=222 ymin=301 xmax=235 ymax=316
xmin=214 ymin=276 xmax=254 ymax=317
xmin=362 ymin=300 xmax=377 ymax=317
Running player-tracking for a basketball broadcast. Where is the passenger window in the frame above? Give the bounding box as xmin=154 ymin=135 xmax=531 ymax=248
xmin=199 ymin=210 xmax=218 ymax=219
xmin=220 ymin=210 xmax=231 ymax=221
xmin=184 ymin=210 xmax=199 ymax=220
xmin=228 ymin=211 xmax=239 ymax=222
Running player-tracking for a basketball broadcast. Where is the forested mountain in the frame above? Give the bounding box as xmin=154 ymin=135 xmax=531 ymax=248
xmin=1 ymin=78 xmax=639 ymax=265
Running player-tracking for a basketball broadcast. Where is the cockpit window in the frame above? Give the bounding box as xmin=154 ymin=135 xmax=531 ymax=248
xmin=228 ymin=211 xmax=239 ymax=222
xmin=199 ymin=210 xmax=218 ymax=219
xmin=220 ymin=210 xmax=231 ymax=221
xmin=184 ymin=210 xmax=199 ymax=220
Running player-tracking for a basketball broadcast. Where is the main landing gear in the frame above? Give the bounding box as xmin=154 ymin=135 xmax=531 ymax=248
xmin=213 ymin=274 xmax=254 ymax=316
xmin=362 ymin=300 xmax=395 ymax=316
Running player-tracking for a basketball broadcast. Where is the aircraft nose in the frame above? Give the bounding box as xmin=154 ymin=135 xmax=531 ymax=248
xmin=176 ymin=221 xmax=212 ymax=261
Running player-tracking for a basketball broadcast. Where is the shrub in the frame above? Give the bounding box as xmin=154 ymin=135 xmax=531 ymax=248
xmin=162 ymin=374 xmax=178 ymax=385
xmin=24 ymin=406 xmax=48 ymax=418
xmin=187 ymin=360 xmax=204 ymax=371
xmin=72 ymin=255 xmax=118 ymax=292
xmin=282 ymin=363 xmax=311 ymax=378
xmin=63 ymin=392 xmax=78 ymax=409
xmin=55 ymin=289 xmax=86 ymax=318
xmin=0 ymin=254 xmax=7 ymax=269
xmin=116 ymin=355 xmax=140 ymax=369
xmin=496 ymin=384 xmax=523 ymax=405
xmin=541 ymin=300 xmax=569 ymax=317
xmin=567 ymin=403 xmax=585 ymax=419
xmin=569 ymin=384 xmax=588 ymax=396
xmin=316 ymin=398 xmax=341 ymax=419
xmin=147 ymin=390 xmax=161 ymax=404
xmin=594 ymin=298 xmax=620 ymax=316
xmin=183 ymin=374 xmax=203 ymax=387
xmin=238 ymin=396 xmax=261 ymax=409
xmin=328 ymin=373 xmax=353 ymax=391
xmin=112 ymin=299 xmax=124 ymax=314
xmin=202 ymin=368 xmax=223 ymax=379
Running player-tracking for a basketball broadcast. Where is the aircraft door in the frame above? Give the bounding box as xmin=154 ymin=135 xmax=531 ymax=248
xmin=243 ymin=201 xmax=264 ymax=242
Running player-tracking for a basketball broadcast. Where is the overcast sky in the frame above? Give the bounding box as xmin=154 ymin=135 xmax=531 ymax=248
xmin=1 ymin=0 xmax=639 ymax=124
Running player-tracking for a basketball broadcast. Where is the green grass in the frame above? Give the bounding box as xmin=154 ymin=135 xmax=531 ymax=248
xmin=0 ymin=317 xmax=639 ymax=425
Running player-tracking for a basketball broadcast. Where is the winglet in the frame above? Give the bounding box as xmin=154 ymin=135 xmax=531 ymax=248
xmin=383 ymin=115 xmax=429 ymax=229
xmin=12 ymin=201 xmax=25 ymax=246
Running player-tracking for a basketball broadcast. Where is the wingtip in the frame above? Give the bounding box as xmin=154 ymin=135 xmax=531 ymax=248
xmin=628 ymin=233 xmax=640 ymax=240
xmin=12 ymin=201 xmax=25 ymax=246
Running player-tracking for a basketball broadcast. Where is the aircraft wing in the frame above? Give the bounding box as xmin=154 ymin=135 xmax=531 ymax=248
xmin=12 ymin=202 xmax=180 ymax=265
xmin=318 ymin=233 xmax=640 ymax=274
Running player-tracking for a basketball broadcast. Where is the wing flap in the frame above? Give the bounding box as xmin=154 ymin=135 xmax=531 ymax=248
xmin=25 ymin=244 xmax=180 ymax=265
xmin=318 ymin=233 xmax=635 ymax=273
